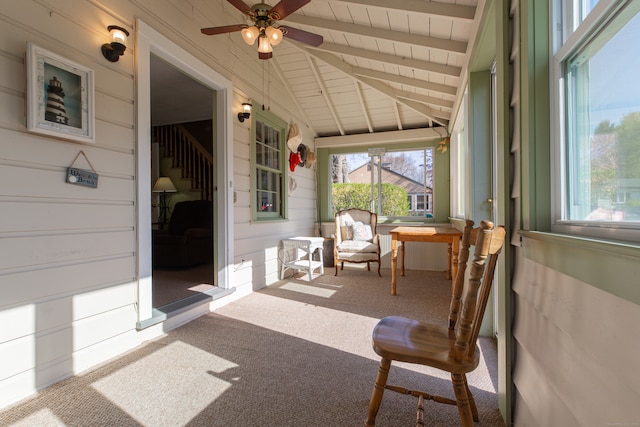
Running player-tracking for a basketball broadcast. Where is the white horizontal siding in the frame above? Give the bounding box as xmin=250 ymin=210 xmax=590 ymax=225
xmin=0 ymin=0 xmax=322 ymax=411
xmin=0 ymin=0 xmax=140 ymax=409
xmin=1 ymin=257 xmax=135 ymax=307
xmin=513 ymin=250 xmax=640 ymax=426
xmin=0 ymin=231 xmax=134 ymax=270
xmin=0 ymin=282 xmax=135 ymax=344
xmin=0 ymin=201 xmax=134 ymax=233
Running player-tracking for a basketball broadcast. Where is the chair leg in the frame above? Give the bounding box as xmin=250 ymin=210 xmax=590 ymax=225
xmin=364 ymin=358 xmax=391 ymax=427
xmin=464 ymin=375 xmax=479 ymax=422
xmin=335 ymin=262 xmax=338 ymax=276
xmin=451 ymin=373 xmax=474 ymax=427
xmin=367 ymin=261 xmax=371 ymax=271
xmin=377 ymin=261 xmax=381 ymax=277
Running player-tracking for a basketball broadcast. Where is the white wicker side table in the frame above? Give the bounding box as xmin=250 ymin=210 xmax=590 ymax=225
xmin=279 ymin=237 xmax=325 ymax=281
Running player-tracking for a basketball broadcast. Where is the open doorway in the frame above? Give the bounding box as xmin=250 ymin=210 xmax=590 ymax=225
xmin=136 ymin=20 xmax=233 ymax=328
xmin=149 ymin=54 xmax=215 ymax=308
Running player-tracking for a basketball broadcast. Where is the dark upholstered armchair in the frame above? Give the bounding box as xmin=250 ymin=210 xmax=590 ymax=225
xmin=153 ymin=200 xmax=213 ymax=268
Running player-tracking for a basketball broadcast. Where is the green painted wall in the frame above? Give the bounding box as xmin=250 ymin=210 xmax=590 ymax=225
xmin=468 ymin=70 xmax=494 ymax=225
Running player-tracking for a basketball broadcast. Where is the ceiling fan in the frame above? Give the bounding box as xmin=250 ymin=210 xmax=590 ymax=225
xmin=201 ymin=0 xmax=323 ymax=59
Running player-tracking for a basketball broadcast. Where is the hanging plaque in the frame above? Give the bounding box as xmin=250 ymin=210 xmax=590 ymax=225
xmin=66 ymin=151 xmax=98 ymax=188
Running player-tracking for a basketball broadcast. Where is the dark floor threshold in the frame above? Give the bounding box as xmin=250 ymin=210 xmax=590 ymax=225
xmin=137 ymin=287 xmax=235 ymax=330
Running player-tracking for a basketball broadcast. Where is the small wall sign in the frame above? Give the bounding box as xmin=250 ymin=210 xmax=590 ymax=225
xmin=66 ymin=151 xmax=98 ymax=188
xmin=67 ymin=167 xmax=98 ymax=188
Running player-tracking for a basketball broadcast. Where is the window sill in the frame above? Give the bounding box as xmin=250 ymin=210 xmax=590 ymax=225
xmin=522 ymin=230 xmax=640 ymax=256
xmin=378 ymin=218 xmax=438 ymax=225
xmin=518 ymin=230 xmax=640 ymax=305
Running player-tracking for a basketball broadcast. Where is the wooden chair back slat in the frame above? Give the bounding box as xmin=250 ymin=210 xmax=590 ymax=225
xmin=448 ymin=220 xmax=474 ymax=329
xmin=449 ymin=221 xmax=506 ymax=362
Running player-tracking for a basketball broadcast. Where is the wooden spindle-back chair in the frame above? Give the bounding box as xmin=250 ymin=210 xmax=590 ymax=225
xmin=364 ymin=219 xmax=506 ymax=426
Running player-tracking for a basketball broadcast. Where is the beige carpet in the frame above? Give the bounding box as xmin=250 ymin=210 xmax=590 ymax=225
xmin=0 ymin=268 xmax=506 ymax=427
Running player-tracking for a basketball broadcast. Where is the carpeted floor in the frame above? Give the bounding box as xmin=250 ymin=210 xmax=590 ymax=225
xmin=152 ymin=263 xmax=215 ymax=308
xmin=0 ymin=268 xmax=506 ymax=427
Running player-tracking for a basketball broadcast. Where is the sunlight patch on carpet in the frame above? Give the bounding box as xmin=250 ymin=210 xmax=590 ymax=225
xmin=5 ymin=408 xmax=65 ymax=426
xmin=469 ymin=342 xmax=498 ymax=393
xmin=91 ymin=341 xmax=236 ymax=426
xmin=279 ymin=281 xmax=337 ymax=298
xmin=215 ymin=292 xmax=381 ymax=360
xmin=188 ymin=284 xmax=215 ymax=292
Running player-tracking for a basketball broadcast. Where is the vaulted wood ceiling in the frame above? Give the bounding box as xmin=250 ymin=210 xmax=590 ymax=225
xmin=248 ymin=0 xmax=482 ymax=138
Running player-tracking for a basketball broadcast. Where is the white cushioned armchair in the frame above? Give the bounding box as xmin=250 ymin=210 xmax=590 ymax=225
xmin=334 ymin=208 xmax=381 ymax=276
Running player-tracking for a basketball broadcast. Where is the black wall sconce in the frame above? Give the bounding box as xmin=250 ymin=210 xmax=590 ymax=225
xmin=238 ymin=102 xmax=252 ymax=122
xmin=101 ymin=25 xmax=129 ymax=62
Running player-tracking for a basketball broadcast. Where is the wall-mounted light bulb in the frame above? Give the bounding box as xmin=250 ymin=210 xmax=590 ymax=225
xmin=109 ymin=26 xmax=128 ymax=45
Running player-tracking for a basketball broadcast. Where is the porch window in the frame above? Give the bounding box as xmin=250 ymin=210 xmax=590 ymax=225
xmin=450 ymin=91 xmax=467 ymax=220
xmin=252 ymin=108 xmax=287 ymax=220
xmin=330 ymin=148 xmax=434 ymax=219
xmin=553 ymin=0 xmax=640 ymax=241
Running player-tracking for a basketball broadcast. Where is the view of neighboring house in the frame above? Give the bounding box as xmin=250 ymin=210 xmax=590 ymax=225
xmin=348 ymin=162 xmax=433 ymax=217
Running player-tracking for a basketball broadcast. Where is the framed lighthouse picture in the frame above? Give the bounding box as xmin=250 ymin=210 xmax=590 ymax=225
xmin=26 ymin=42 xmax=95 ymax=143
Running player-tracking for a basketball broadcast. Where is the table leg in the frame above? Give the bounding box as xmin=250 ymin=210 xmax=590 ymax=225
xmin=447 ymin=242 xmax=452 ymax=280
xmin=400 ymin=241 xmax=405 ymax=276
xmin=391 ymin=237 xmax=398 ymax=295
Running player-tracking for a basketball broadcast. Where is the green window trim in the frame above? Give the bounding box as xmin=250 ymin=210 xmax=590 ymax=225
xmin=251 ymin=104 xmax=288 ymax=221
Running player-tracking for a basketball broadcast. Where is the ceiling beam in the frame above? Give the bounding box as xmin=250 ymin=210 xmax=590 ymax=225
xmin=353 ymin=80 xmax=374 ymax=133
xmin=283 ymin=15 xmax=468 ymax=55
xmin=269 ymin=59 xmax=317 ymax=135
xmin=396 ymin=92 xmax=454 ymax=110
xmin=305 ymin=54 xmax=346 ymax=136
xmin=359 ymin=76 xmax=450 ymax=122
xmin=300 ymin=47 xmax=449 ymax=126
xmin=353 ymin=66 xmax=457 ymax=96
xmin=309 ymin=42 xmax=462 ymax=77
xmin=310 ymin=0 xmax=476 ymax=21
xmin=392 ymin=101 xmax=403 ymax=130
xmin=315 ymin=127 xmax=448 ymax=148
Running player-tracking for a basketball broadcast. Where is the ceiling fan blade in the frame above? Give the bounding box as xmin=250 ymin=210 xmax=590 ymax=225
xmin=226 ymin=0 xmax=254 ymax=16
xmin=269 ymin=0 xmax=311 ymax=20
xmin=280 ymin=26 xmax=323 ymax=47
xmin=201 ymin=24 xmax=245 ymax=36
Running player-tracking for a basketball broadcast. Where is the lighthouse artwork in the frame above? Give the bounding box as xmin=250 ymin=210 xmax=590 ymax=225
xmin=27 ymin=43 xmax=95 ymax=143
xmin=44 ymin=76 xmax=69 ymax=125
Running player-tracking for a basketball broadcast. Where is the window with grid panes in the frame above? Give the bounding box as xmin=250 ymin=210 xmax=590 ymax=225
xmin=253 ymin=109 xmax=287 ymax=220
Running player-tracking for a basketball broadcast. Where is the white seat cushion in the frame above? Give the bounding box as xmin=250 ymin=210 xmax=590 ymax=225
xmin=337 ymin=240 xmax=378 ymax=253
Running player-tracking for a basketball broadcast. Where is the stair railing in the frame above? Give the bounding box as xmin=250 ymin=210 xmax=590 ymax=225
xmin=152 ymin=124 xmax=214 ymax=201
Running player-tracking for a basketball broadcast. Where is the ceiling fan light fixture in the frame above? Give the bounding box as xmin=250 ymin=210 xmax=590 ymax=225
xmin=265 ymin=25 xmax=283 ymax=46
xmin=201 ymin=0 xmax=323 ymax=60
xmin=258 ymin=34 xmax=273 ymax=54
xmin=241 ymin=25 xmax=260 ymax=45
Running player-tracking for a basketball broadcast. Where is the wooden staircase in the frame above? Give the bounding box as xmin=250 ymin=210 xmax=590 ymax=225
xmin=152 ymin=124 xmax=213 ymax=201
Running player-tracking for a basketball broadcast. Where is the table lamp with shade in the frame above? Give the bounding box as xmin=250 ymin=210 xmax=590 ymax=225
xmin=152 ymin=177 xmax=177 ymax=229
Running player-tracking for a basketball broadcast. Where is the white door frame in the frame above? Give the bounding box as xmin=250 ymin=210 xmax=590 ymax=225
xmin=135 ymin=20 xmax=234 ymax=323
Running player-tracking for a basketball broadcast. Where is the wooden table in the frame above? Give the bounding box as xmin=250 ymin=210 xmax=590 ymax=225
xmin=389 ymin=226 xmax=462 ymax=295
